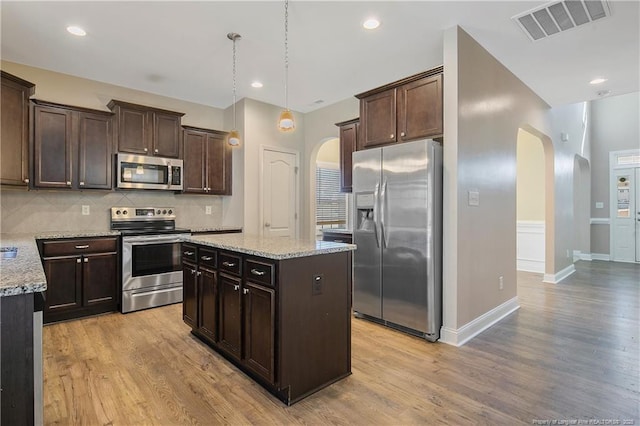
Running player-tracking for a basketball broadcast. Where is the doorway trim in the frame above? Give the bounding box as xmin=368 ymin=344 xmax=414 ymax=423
xmin=609 ymin=149 xmax=640 ymax=263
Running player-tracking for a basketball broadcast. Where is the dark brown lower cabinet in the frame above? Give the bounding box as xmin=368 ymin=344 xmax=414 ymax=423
xmin=182 ymin=243 xmax=351 ymax=405
xmin=39 ymin=237 xmax=118 ymax=323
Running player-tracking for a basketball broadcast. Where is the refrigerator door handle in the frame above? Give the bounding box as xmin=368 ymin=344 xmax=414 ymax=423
xmin=373 ymin=182 xmax=381 ymax=248
xmin=380 ymin=179 xmax=389 ymax=247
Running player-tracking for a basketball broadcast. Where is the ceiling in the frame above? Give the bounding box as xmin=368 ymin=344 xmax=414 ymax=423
xmin=1 ymin=1 xmax=638 ymax=113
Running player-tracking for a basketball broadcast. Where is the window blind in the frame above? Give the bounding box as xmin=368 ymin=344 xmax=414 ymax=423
xmin=316 ymin=166 xmax=346 ymax=225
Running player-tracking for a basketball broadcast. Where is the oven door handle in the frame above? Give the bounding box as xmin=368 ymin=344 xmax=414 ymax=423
xmin=123 ymin=235 xmax=188 ymax=244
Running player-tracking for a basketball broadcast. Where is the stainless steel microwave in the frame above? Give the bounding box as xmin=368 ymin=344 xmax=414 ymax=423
xmin=116 ymin=153 xmax=183 ymax=191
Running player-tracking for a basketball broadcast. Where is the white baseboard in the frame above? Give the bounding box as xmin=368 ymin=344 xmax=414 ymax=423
xmin=543 ymin=264 xmax=576 ymax=284
xmin=440 ymin=297 xmax=520 ymax=347
xmin=517 ymin=258 xmax=545 ymax=273
xmin=591 ymin=253 xmax=611 ymax=261
xmin=573 ymin=250 xmax=592 ymax=262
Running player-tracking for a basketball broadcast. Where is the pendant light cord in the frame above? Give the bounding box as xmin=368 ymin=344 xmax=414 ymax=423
xmin=232 ymin=35 xmax=238 ymax=130
xmin=284 ymin=0 xmax=289 ymax=111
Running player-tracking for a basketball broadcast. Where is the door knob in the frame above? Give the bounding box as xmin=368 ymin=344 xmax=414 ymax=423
xmin=265 ymin=223 xmax=271 ymax=227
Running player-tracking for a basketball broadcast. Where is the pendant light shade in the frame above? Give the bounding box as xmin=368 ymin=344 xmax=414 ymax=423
xmin=227 ymin=32 xmax=241 ymax=146
xmin=278 ymin=0 xmax=295 ymax=132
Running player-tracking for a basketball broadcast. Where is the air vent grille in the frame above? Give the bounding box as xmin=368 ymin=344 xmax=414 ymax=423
xmin=513 ymin=0 xmax=611 ymax=41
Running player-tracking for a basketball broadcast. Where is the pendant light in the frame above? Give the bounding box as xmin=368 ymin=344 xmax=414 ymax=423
xmin=227 ymin=32 xmax=241 ymax=146
xmin=277 ymin=0 xmax=295 ymax=132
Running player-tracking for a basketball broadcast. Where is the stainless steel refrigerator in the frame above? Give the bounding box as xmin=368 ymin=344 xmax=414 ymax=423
xmin=352 ymin=139 xmax=442 ymax=341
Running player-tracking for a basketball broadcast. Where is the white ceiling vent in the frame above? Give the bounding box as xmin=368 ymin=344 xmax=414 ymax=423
xmin=513 ymin=0 xmax=611 ymax=41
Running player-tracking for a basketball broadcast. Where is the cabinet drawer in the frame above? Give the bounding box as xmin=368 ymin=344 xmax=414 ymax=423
xmin=198 ymin=248 xmax=217 ymax=270
xmin=219 ymin=252 xmax=241 ymax=276
xmin=42 ymin=237 xmax=117 ymax=257
xmin=182 ymin=244 xmax=197 ymax=263
xmin=245 ymin=259 xmax=275 ymax=287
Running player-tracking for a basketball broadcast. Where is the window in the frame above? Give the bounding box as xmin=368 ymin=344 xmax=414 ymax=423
xmin=316 ymin=163 xmax=346 ymax=229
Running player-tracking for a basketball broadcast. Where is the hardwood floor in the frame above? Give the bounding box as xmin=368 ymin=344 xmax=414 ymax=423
xmin=43 ymin=260 xmax=639 ymax=425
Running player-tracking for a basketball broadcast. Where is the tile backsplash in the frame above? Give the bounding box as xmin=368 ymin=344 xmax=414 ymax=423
xmin=0 ymin=188 xmax=223 ymax=234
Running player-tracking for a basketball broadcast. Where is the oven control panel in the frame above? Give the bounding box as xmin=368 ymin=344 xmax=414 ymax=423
xmin=111 ymin=207 xmax=176 ymax=221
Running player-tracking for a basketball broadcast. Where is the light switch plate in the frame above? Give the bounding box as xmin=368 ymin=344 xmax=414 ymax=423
xmin=81 ymin=205 xmax=90 ymax=215
xmin=468 ymin=190 xmax=480 ymax=206
xmin=205 ymin=206 xmax=212 ymax=215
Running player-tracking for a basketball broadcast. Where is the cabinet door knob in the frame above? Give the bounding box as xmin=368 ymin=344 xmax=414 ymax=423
xmin=196 ymin=271 xmax=202 ymax=276
xmin=264 ymin=223 xmax=271 ymax=228
xmin=83 ymin=258 xmax=88 ymax=263
xmin=144 ymin=148 xmax=148 ymax=152
xmin=190 ymin=268 xmax=196 ymax=275
xmin=233 ymin=284 xmax=240 ymax=291
xmin=400 ymin=132 xmax=406 ymax=137
xmin=243 ymin=288 xmax=249 ymax=295
xmin=154 ymin=149 xmax=159 ymax=153
xmin=390 ymin=134 xmax=394 ymax=139
xmin=76 ymin=258 xmax=81 ymax=263
xmin=66 ymin=181 xmax=72 ymax=186
xmin=23 ymin=178 xmax=29 ymax=184
xmin=79 ymin=181 xmax=85 ymax=186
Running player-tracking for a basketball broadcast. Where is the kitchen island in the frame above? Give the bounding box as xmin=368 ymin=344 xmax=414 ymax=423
xmin=181 ymin=234 xmax=356 ymax=405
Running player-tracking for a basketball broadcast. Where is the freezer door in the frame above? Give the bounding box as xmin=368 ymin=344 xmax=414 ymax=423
xmin=380 ymin=140 xmax=441 ymax=336
xmin=352 ymin=148 xmax=382 ymax=319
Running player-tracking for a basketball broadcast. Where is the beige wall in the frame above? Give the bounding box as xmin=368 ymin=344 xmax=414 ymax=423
xmin=589 ymin=92 xmax=640 ymax=256
xmin=316 ymin=138 xmax=339 ymax=164
xmin=0 ymin=61 xmax=232 ymax=234
xmin=443 ymin=26 xmax=553 ymax=335
xmin=517 ymin=129 xmax=545 ymax=221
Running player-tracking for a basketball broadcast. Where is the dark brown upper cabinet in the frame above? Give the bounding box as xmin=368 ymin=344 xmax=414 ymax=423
xmin=1 ymin=71 xmax=35 ymax=186
xmin=32 ymin=100 xmax=113 ymax=190
xmin=356 ymin=67 xmax=443 ymax=150
xmin=182 ymin=126 xmax=232 ymax=195
xmin=108 ymin=100 xmax=184 ymax=158
xmin=335 ymin=118 xmax=359 ymax=193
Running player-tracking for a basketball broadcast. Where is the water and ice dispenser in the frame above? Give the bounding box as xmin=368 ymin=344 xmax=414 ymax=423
xmin=355 ymin=192 xmax=376 ymax=232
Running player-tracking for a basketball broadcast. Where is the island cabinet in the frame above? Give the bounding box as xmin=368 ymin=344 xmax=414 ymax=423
xmin=32 ymin=100 xmax=114 ymax=190
xmin=182 ymin=236 xmax=354 ymax=405
xmin=108 ymin=100 xmax=184 ymax=158
xmin=356 ymin=67 xmax=443 ymax=149
xmin=1 ymin=71 xmax=35 ymax=186
xmin=182 ymin=126 xmax=232 ymax=195
xmin=38 ymin=236 xmax=119 ymax=323
xmin=335 ymin=118 xmax=359 ymax=193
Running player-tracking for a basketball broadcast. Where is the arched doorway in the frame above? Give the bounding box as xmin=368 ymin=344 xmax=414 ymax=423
xmin=516 ymin=125 xmax=556 ymax=281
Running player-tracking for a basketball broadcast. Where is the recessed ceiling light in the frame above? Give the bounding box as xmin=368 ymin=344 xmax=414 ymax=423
xmin=590 ymin=77 xmax=607 ymax=85
xmin=251 ymin=81 xmax=263 ymax=88
xmin=363 ymin=18 xmax=380 ymax=30
xmin=66 ymin=26 xmax=86 ymax=37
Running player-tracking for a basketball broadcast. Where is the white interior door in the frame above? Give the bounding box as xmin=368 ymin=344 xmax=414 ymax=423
xmin=636 ymin=168 xmax=640 ymax=262
xmin=261 ymin=148 xmax=298 ymax=238
xmin=612 ymin=169 xmax=636 ymax=262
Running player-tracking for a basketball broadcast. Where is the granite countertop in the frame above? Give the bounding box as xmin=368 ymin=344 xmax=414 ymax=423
xmin=0 ymin=230 xmax=119 ymax=297
xmin=184 ymin=233 xmax=356 ymax=260
xmin=189 ymin=226 xmax=243 ymax=234
xmin=321 ymin=228 xmax=353 ymax=235
xmin=0 ymin=233 xmax=47 ymax=297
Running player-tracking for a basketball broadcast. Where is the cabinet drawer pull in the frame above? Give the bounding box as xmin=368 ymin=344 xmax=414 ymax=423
xmin=243 ymin=288 xmax=249 ymax=295
xmin=184 ymin=251 xmax=194 ymax=256
xmin=75 ymin=245 xmax=89 ymax=249
xmin=196 ymin=271 xmax=202 ymax=276
xmin=84 ymin=258 xmax=88 ymax=263
xmin=189 ymin=268 xmax=196 ymax=275
xmin=233 ymin=284 xmax=239 ymax=291
xmin=222 ymin=261 xmax=236 ymax=267
xmin=250 ymin=269 xmax=266 ymax=276
xmin=201 ymin=256 xmax=213 ymax=261
xmin=79 ymin=181 xmax=85 ymax=186
xmin=66 ymin=181 xmax=72 ymax=186
xmin=76 ymin=258 xmax=81 ymax=263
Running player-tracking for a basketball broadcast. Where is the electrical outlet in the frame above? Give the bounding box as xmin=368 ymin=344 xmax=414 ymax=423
xmin=499 ymin=276 xmax=504 ymax=290
xmin=312 ymin=274 xmax=323 ymax=295
xmin=81 ymin=205 xmax=90 ymax=215
xmin=205 ymin=205 xmax=212 ymax=215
